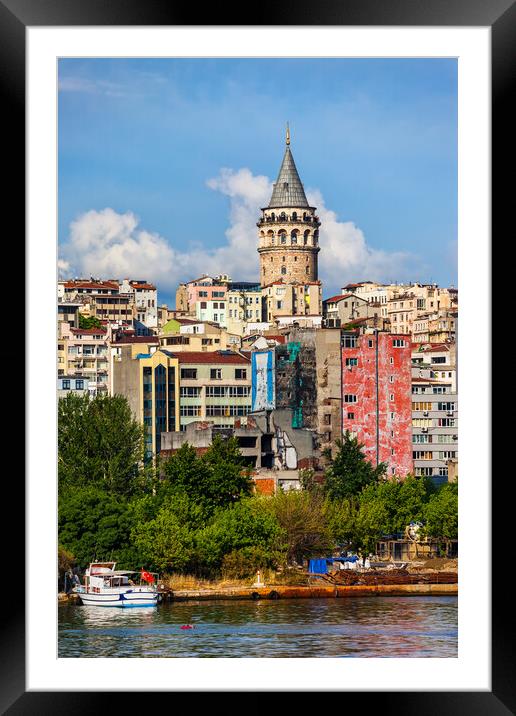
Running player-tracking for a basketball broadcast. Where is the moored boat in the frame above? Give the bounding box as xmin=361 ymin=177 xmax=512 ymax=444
xmin=73 ymin=562 xmax=160 ymax=607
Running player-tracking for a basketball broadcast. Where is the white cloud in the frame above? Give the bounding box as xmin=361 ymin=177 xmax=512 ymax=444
xmin=307 ymin=189 xmax=423 ymax=291
xmin=59 ymin=169 xmax=425 ymax=300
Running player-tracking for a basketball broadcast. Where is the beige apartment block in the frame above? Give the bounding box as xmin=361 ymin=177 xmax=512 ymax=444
xmin=62 ymin=324 xmax=111 ymax=395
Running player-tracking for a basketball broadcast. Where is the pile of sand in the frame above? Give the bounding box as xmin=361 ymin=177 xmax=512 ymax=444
xmin=409 ymin=558 xmax=458 ymax=573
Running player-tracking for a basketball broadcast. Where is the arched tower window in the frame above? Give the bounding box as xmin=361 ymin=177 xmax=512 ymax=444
xmin=303 ymin=230 xmax=310 ymax=245
xmin=291 ymin=230 xmax=298 ymax=244
xmin=314 ymin=230 xmax=319 ymax=245
xmin=279 ymin=231 xmax=287 ymax=244
xmin=292 ymin=212 xmax=297 ymax=221
xmin=280 ymin=212 xmax=287 ymax=221
xmin=270 ymin=212 xmax=275 ymax=221
xmin=281 ymin=266 xmax=287 ymax=275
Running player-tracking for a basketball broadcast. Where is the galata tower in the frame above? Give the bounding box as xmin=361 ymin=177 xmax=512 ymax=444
xmin=257 ymin=125 xmax=321 ymax=289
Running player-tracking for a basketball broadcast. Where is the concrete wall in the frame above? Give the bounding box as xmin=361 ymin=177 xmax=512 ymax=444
xmin=342 ymin=331 xmax=413 ymax=478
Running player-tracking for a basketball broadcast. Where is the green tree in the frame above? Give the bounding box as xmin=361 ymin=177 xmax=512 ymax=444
xmin=162 ymin=435 xmax=253 ymax=514
xmin=423 ymin=482 xmax=458 ymax=540
xmin=193 ymin=498 xmax=283 ymax=572
xmin=359 ymin=475 xmax=430 ymax=535
xmin=131 ymin=507 xmax=194 ymax=573
xmin=58 ymin=393 xmax=144 ymax=495
xmin=58 ymin=485 xmax=141 ymax=568
xmin=78 ymin=314 xmax=103 ymax=330
xmin=323 ymin=497 xmax=356 ymax=547
xmin=262 ymin=489 xmax=333 ymax=564
xmin=323 ymin=431 xmax=387 ymax=500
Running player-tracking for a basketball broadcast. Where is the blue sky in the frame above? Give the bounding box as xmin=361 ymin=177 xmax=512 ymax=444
xmin=58 ymin=58 xmax=457 ymax=306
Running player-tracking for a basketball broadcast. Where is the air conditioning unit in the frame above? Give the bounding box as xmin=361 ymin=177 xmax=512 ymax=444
xmin=447 ymin=411 xmax=454 ymax=416
xmin=423 ymin=411 xmax=429 ymax=416
xmin=421 ymin=427 xmax=428 ymax=433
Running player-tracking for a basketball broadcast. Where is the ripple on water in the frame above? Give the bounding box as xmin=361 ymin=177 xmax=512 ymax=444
xmin=58 ymin=596 xmax=457 ymax=658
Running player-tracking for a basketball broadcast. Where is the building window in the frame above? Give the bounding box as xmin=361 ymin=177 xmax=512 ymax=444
xmin=180 ymin=387 xmax=201 ymax=397
xmin=210 ymin=368 xmax=222 ymax=380
xmin=62 ymin=380 xmax=70 ymax=390
xmin=390 ymin=394 xmax=394 ymax=401
xmin=342 ymin=334 xmax=357 ymax=348
xmin=347 ymin=412 xmax=355 ymax=420
xmin=437 ymin=402 xmax=455 ymax=411
xmin=368 ymin=340 xmax=374 ymax=348
xmin=392 ymin=339 xmax=406 ymax=347
xmin=281 ymin=266 xmax=287 ymax=275
xmin=344 ymin=394 xmax=357 ymax=403
xmin=345 ymin=358 xmax=358 ymax=367
xmin=76 ymin=380 xmax=84 ymax=390
xmin=235 ymin=368 xmax=247 ymax=380
xmin=180 ymin=368 xmax=197 ymax=380
xmin=389 ymin=375 xmax=394 ymax=383
xmin=180 ymin=406 xmax=202 ymax=417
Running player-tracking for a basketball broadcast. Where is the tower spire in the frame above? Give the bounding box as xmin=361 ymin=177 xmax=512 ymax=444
xmin=268 ymin=127 xmax=308 ymax=209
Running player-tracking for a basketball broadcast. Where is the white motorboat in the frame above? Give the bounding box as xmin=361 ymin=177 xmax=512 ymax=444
xmin=73 ymin=562 xmax=160 ymax=607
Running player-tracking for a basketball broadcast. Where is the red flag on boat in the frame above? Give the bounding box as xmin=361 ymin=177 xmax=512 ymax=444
xmin=141 ymin=570 xmax=155 ymax=584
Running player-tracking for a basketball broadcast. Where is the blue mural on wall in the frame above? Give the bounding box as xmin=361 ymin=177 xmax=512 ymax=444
xmin=251 ymin=350 xmax=275 ymax=411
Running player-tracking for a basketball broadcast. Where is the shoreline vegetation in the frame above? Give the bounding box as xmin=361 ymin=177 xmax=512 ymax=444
xmin=58 ymin=394 xmax=458 ymax=593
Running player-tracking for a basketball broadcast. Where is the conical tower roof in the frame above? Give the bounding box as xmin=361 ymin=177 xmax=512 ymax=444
xmin=268 ymin=127 xmax=309 ymax=209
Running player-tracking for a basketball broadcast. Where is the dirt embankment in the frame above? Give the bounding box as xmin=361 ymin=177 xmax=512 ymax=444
xmin=407 ymin=558 xmax=458 ymax=573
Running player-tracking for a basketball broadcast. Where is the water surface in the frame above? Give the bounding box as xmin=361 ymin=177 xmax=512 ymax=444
xmin=58 ymin=596 xmax=457 ymax=658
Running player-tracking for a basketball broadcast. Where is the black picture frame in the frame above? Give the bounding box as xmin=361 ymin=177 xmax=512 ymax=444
xmin=4 ymin=0 xmax=508 ymax=710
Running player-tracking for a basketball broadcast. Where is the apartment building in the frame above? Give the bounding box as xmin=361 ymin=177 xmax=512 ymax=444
xmin=159 ymin=319 xmax=240 ymax=352
xmin=226 ymin=282 xmax=263 ymax=336
xmin=177 ymin=351 xmax=251 ymax=431
xmin=323 ymin=293 xmax=377 ymax=328
xmin=120 ymin=279 xmax=158 ymax=329
xmin=341 ymin=329 xmax=413 ymax=478
xmin=57 ymin=375 xmax=89 ymax=399
xmin=61 ymin=323 xmax=110 ymax=396
xmin=412 ymin=343 xmax=457 ymax=391
xmin=262 ymin=280 xmax=322 ymax=326
xmin=411 ymin=372 xmax=458 ymax=485
xmin=112 ymin=343 xmax=180 ymax=459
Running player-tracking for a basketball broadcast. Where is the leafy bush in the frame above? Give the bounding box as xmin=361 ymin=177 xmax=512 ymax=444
xmin=221 ymin=546 xmax=274 ymax=579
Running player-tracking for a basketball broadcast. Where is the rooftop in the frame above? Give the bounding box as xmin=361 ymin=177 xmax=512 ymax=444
xmin=268 ymin=130 xmax=309 ymax=209
xmin=175 ymin=350 xmax=250 ymax=365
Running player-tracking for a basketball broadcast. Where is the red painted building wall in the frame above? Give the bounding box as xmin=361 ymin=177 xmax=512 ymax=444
xmin=341 ymin=331 xmax=413 ymax=478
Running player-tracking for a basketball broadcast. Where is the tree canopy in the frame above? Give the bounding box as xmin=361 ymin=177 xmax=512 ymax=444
xmin=323 ymin=431 xmax=387 ymax=500
xmin=58 ymin=393 xmax=144 ymax=495
xmin=78 ymin=314 xmax=103 ymax=330
xmin=162 ymin=435 xmax=253 ymax=514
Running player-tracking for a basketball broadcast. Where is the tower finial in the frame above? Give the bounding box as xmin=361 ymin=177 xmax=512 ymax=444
xmin=286 ymin=122 xmax=290 ymax=146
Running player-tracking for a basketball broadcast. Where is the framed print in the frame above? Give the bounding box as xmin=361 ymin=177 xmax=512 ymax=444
xmin=3 ymin=0 xmax=510 ymax=709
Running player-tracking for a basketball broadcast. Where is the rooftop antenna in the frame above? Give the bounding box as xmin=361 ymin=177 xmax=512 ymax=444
xmin=286 ymin=122 xmax=290 ymax=146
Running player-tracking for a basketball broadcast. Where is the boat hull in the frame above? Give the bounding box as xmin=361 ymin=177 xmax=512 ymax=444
xmin=77 ymin=589 xmax=159 ymax=608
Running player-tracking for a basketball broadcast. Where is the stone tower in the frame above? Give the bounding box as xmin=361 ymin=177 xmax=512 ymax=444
xmin=257 ymin=126 xmax=321 ymax=289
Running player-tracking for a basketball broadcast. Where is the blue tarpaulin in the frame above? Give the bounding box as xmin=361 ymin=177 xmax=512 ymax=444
xmin=308 ymin=556 xmax=359 ymax=573
xmin=308 ymin=559 xmax=328 ymax=574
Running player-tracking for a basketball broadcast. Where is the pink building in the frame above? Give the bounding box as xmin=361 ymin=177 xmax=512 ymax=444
xmin=341 ymin=330 xmax=413 ymax=478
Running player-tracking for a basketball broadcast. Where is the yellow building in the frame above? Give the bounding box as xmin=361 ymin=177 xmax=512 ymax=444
xmin=112 ymin=345 xmax=180 ymax=460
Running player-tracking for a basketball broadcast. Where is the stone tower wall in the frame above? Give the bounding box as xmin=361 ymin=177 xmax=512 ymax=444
xmin=258 ymin=209 xmax=320 ymax=288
